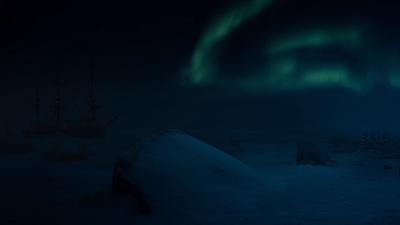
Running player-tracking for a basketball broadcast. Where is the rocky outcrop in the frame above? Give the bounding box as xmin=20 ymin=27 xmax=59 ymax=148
xmin=296 ymin=141 xmax=332 ymax=165
xmin=112 ymin=156 xmax=152 ymax=214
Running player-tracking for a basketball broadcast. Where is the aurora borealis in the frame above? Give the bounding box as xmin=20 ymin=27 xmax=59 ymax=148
xmin=184 ymin=0 xmax=400 ymax=94
xmin=2 ymin=0 xmax=400 ymax=134
xmin=183 ymin=0 xmax=273 ymax=85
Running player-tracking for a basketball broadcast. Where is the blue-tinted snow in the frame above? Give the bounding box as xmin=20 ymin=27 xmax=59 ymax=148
xmin=0 ymin=129 xmax=399 ymax=225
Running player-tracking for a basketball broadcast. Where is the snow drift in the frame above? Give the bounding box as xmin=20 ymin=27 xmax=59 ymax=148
xmin=114 ymin=129 xmax=267 ymax=222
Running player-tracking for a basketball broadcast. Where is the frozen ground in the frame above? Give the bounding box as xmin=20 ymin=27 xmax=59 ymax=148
xmin=0 ymin=129 xmax=399 ymax=225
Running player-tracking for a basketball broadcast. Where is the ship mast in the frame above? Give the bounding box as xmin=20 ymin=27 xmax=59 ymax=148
xmin=34 ymin=80 xmax=40 ymax=124
xmin=87 ymin=57 xmax=99 ymax=123
xmin=53 ymin=60 xmax=63 ymax=123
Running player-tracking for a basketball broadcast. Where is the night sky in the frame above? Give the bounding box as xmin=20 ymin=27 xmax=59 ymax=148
xmin=2 ymin=0 xmax=400 ymax=136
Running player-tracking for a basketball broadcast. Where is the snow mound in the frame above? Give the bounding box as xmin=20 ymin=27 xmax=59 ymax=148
xmin=117 ymin=129 xmax=266 ymax=221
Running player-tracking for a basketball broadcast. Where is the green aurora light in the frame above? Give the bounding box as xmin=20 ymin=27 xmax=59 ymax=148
xmin=266 ymin=27 xmax=363 ymax=55
xmin=183 ymin=0 xmax=273 ymax=85
xmin=183 ymin=1 xmax=400 ymax=94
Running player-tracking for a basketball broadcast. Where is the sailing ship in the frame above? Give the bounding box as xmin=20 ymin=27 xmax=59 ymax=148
xmin=21 ymin=60 xmax=121 ymax=139
xmin=20 ymin=79 xmax=59 ymax=138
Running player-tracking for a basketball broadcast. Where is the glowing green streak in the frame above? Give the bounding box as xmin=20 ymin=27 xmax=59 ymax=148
xmin=267 ymin=27 xmax=363 ymax=54
xmin=183 ymin=0 xmax=273 ymax=84
xmin=389 ymin=76 xmax=400 ymax=88
xmin=183 ymin=2 xmax=381 ymax=94
xmin=301 ymin=67 xmax=363 ymax=91
xmin=239 ymin=63 xmax=372 ymax=93
xmin=269 ymin=56 xmax=297 ymax=76
xmin=385 ymin=53 xmax=400 ymax=88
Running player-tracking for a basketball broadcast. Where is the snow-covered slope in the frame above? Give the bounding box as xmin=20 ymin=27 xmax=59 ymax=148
xmin=1 ymin=129 xmax=399 ymax=225
xmin=117 ymin=129 xmax=267 ymax=223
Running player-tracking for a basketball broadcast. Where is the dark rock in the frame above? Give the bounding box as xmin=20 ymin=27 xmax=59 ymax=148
xmin=112 ymin=156 xmax=152 ymax=214
xmin=296 ymin=141 xmax=332 ymax=165
xmin=384 ymin=165 xmax=392 ymax=170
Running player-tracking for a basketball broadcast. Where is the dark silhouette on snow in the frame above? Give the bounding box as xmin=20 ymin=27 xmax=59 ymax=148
xmin=112 ymin=156 xmax=152 ymax=214
xmin=370 ymin=132 xmax=375 ymax=140
xmin=362 ymin=132 xmax=368 ymax=140
xmin=296 ymin=141 xmax=333 ymax=165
